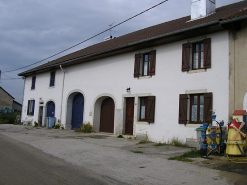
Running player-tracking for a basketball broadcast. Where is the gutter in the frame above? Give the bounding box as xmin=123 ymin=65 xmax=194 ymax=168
xmin=219 ymin=15 xmax=247 ymax=25
xmin=19 ymin=20 xmax=220 ymax=76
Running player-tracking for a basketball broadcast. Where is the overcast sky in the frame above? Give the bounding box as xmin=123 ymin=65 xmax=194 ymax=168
xmin=0 ymin=0 xmax=243 ymax=104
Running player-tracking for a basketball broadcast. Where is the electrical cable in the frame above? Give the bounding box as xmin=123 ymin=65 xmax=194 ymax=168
xmin=2 ymin=0 xmax=168 ymax=74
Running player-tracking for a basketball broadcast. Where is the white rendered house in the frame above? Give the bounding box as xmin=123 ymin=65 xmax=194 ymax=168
xmin=19 ymin=1 xmax=247 ymax=143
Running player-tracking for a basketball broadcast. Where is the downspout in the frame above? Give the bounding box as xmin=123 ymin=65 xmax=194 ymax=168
xmin=21 ymin=77 xmax=26 ymax=120
xmin=60 ymin=65 xmax=66 ymax=126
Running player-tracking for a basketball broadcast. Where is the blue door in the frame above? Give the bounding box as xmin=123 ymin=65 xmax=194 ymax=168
xmin=71 ymin=94 xmax=84 ymax=129
xmin=47 ymin=101 xmax=55 ymax=117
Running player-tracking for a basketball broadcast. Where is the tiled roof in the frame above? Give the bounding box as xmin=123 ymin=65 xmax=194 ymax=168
xmin=19 ymin=1 xmax=247 ymax=76
xmin=233 ymin=110 xmax=246 ymax=115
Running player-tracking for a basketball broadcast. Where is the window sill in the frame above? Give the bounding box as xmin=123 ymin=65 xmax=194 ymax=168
xmin=136 ymin=121 xmax=149 ymax=125
xmin=48 ymin=86 xmax=55 ymax=89
xmin=187 ymin=69 xmax=206 ymax=74
xmin=138 ymin=76 xmax=152 ymax=80
xmin=30 ymin=89 xmax=35 ymax=91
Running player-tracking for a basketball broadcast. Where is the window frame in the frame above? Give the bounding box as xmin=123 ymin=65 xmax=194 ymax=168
xmin=189 ymin=94 xmax=204 ymax=123
xmin=192 ymin=42 xmax=204 ymax=70
xmin=139 ymin=97 xmax=147 ymax=121
xmin=31 ymin=76 xmax=36 ymax=90
xmin=27 ymin=100 xmax=35 ymax=116
xmin=141 ymin=53 xmax=151 ymax=76
xmin=49 ymin=71 xmax=56 ymax=87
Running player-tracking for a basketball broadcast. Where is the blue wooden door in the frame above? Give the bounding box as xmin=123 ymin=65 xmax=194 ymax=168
xmin=47 ymin=102 xmax=55 ymax=117
xmin=71 ymin=94 xmax=84 ymax=129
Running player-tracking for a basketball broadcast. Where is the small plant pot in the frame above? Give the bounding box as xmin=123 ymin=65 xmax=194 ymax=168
xmin=211 ymin=132 xmax=216 ymax=138
xmin=211 ymin=115 xmax=216 ymax=121
xmin=201 ymin=144 xmax=207 ymax=150
xmin=219 ymin=122 xmax=224 ymax=126
xmin=211 ymin=144 xmax=217 ymax=150
xmin=203 ymin=123 xmax=208 ymax=129
xmin=201 ymin=133 xmax=206 ymax=139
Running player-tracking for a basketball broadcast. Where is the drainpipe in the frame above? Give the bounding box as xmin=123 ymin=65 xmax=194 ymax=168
xmin=60 ymin=65 xmax=66 ymax=126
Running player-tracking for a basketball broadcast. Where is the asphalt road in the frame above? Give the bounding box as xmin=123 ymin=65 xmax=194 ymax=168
xmin=0 ymin=134 xmax=124 ymax=185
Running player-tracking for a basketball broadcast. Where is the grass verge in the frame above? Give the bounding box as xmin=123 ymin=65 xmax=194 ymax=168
xmin=132 ymin=151 xmax=143 ymax=154
xmin=154 ymin=137 xmax=189 ymax=148
xmin=168 ymin=150 xmax=201 ymax=162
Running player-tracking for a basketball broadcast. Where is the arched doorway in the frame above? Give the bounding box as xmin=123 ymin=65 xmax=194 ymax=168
xmin=47 ymin=101 xmax=55 ymax=117
xmin=71 ymin=93 xmax=84 ymax=129
xmin=99 ymin=97 xmax=115 ymax=133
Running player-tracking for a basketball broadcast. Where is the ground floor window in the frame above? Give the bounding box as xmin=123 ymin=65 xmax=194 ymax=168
xmin=138 ymin=96 xmax=155 ymax=123
xmin=27 ymin=100 xmax=35 ymax=116
xmin=179 ymin=93 xmax=212 ymax=124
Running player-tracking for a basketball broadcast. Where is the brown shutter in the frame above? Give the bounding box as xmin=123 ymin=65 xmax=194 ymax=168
xmin=134 ymin=54 xmax=141 ymax=78
xmin=182 ymin=43 xmax=190 ymax=72
xmin=179 ymin=94 xmax=188 ymax=124
xmin=203 ymin=38 xmax=211 ymax=69
xmin=149 ymin=50 xmax=156 ymax=76
xmin=204 ymin=92 xmax=213 ymax=123
xmin=146 ymin=96 xmax=155 ymax=123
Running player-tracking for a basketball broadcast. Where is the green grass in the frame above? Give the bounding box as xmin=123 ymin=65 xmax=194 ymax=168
xmin=168 ymin=150 xmax=201 ymax=162
xmin=137 ymin=140 xmax=150 ymax=145
xmin=132 ymin=151 xmax=143 ymax=154
xmin=74 ymin=122 xmax=93 ymax=133
xmin=117 ymin=135 xmax=124 ymax=138
xmin=154 ymin=137 xmax=189 ymax=148
xmin=139 ymin=166 xmax=145 ymax=168
xmin=154 ymin=142 xmax=168 ymax=146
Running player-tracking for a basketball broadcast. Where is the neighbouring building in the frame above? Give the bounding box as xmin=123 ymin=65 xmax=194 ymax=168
xmin=0 ymin=86 xmax=22 ymax=112
xmin=19 ymin=1 xmax=247 ymax=143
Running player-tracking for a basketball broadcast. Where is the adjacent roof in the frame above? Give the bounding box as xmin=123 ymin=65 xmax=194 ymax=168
xmin=233 ymin=110 xmax=246 ymax=115
xmin=19 ymin=1 xmax=247 ymax=76
xmin=0 ymin=86 xmax=14 ymax=99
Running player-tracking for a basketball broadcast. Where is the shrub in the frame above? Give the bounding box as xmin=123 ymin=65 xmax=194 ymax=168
xmin=75 ymin=122 xmax=93 ymax=133
xmin=54 ymin=123 xmax=60 ymax=129
xmin=0 ymin=112 xmax=20 ymax=124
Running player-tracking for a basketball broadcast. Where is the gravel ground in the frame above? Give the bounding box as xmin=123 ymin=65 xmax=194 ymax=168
xmin=1 ymin=124 xmax=247 ymax=185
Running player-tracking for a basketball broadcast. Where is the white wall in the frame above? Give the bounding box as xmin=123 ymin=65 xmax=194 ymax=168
xmin=21 ymin=31 xmax=229 ymax=142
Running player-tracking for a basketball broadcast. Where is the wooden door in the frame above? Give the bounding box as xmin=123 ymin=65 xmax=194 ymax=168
xmin=47 ymin=101 xmax=55 ymax=117
xmin=71 ymin=94 xmax=84 ymax=129
xmin=125 ymin=98 xmax=134 ymax=135
xmin=100 ymin=98 xmax=114 ymax=133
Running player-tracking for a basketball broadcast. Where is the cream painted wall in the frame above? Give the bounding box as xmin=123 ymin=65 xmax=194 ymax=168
xmin=229 ymin=21 xmax=247 ymax=119
xmin=21 ymin=31 xmax=229 ymax=142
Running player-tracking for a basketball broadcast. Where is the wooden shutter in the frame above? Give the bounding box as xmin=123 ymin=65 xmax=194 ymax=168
xmin=146 ymin=96 xmax=155 ymax=123
xmin=179 ymin=94 xmax=188 ymax=124
xmin=204 ymin=92 xmax=212 ymax=123
xmin=31 ymin=100 xmax=35 ymax=116
xmin=134 ymin=54 xmax=141 ymax=78
xmin=203 ymin=38 xmax=211 ymax=69
xmin=27 ymin=100 xmax=30 ymax=115
xmin=182 ymin=43 xmax=191 ymax=72
xmin=149 ymin=50 xmax=156 ymax=76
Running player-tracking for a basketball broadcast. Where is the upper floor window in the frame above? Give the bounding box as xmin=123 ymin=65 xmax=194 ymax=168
xmin=134 ymin=50 xmax=156 ymax=78
xmin=182 ymin=38 xmax=211 ymax=71
xmin=49 ymin=71 xmax=56 ymax=87
xmin=31 ymin=76 xmax=36 ymax=90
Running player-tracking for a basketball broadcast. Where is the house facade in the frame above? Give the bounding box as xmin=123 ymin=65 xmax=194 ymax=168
xmin=19 ymin=1 xmax=247 ymax=142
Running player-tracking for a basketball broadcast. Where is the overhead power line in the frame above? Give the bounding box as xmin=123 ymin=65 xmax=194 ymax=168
xmin=2 ymin=0 xmax=168 ymax=74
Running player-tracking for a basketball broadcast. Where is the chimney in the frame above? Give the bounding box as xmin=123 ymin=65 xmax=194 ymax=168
xmin=191 ymin=0 xmax=216 ymax=20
